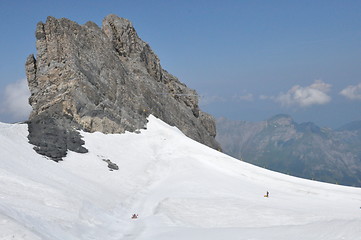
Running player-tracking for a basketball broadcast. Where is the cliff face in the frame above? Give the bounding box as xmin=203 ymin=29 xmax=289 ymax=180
xmin=26 ymin=15 xmax=220 ymax=161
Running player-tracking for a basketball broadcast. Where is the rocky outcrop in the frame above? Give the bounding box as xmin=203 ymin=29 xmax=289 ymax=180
xmin=102 ymin=158 xmax=119 ymax=171
xmin=26 ymin=15 xmax=220 ymax=161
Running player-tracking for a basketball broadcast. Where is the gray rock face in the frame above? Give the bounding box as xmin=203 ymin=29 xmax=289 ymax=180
xmin=26 ymin=15 xmax=220 ymax=160
xmin=26 ymin=115 xmax=88 ymax=162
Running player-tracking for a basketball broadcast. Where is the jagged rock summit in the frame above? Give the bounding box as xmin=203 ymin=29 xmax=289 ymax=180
xmin=26 ymin=14 xmax=220 ymax=161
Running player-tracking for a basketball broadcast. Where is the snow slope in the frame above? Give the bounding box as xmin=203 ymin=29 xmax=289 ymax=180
xmin=0 ymin=115 xmax=360 ymax=240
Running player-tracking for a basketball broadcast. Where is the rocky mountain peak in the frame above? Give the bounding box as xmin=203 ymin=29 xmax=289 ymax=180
xmin=102 ymin=15 xmax=142 ymax=57
xmin=267 ymin=114 xmax=294 ymax=127
xmin=26 ymin=14 xmax=220 ymax=161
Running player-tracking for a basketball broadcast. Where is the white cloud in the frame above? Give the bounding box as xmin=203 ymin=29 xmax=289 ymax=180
xmin=233 ymin=93 xmax=254 ymax=102
xmin=1 ymin=79 xmax=32 ymax=121
xmin=200 ymin=92 xmax=254 ymax=105
xmin=340 ymin=83 xmax=361 ymax=100
xmin=259 ymin=95 xmax=274 ymax=100
xmin=199 ymin=94 xmax=226 ymax=106
xmin=275 ymin=80 xmax=332 ymax=107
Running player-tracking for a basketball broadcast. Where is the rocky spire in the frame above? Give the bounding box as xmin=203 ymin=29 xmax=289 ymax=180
xmin=25 ymin=15 xmax=221 ymax=161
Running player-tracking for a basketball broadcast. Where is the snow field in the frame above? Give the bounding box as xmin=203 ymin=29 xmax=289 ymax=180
xmin=0 ymin=116 xmax=361 ymax=240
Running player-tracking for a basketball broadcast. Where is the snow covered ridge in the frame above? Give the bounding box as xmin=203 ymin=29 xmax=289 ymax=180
xmin=0 ymin=115 xmax=360 ymax=240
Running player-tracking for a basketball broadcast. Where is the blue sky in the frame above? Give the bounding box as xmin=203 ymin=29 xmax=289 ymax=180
xmin=1 ymin=0 xmax=361 ymax=128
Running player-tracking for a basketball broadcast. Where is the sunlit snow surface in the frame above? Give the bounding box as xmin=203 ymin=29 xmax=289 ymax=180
xmin=0 ymin=115 xmax=360 ymax=240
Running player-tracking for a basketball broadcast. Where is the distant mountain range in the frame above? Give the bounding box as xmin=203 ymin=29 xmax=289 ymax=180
xmin=216 ymin=114 xmax=361 ymax=187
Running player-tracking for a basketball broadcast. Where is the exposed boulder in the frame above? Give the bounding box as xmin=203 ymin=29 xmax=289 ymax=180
xmin=26 ymin=15 xmax=220 ymax=160
xmin=102 ymin=159 xmax=119 ymax=171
